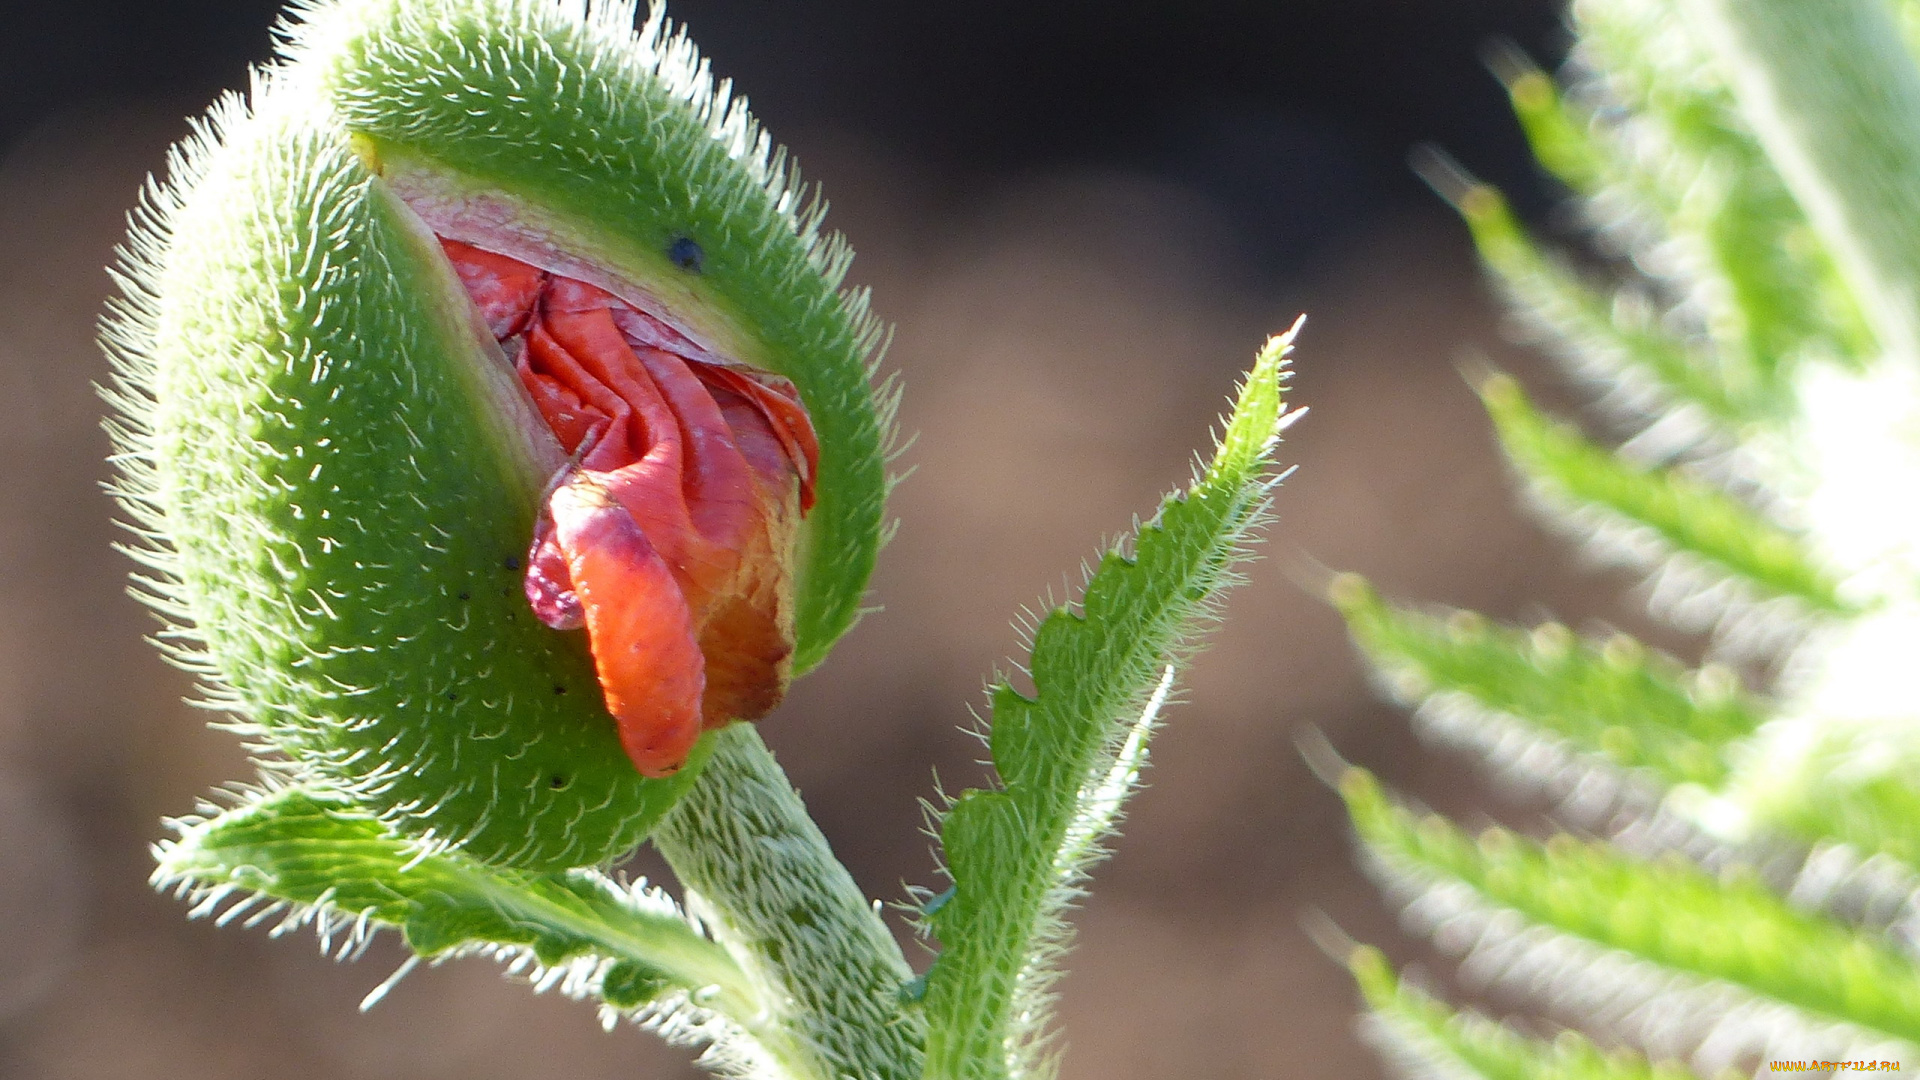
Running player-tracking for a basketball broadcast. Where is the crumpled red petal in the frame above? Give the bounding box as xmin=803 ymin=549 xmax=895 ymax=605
xmin=441 ymin=238 xmax=819 ymax=777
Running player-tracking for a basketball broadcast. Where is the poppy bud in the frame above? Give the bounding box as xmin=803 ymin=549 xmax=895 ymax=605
xmin=109 ymin=0 xmax=891 ymax=870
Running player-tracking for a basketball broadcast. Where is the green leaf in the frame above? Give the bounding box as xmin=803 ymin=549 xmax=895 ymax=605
xmin=1343 ymin=769 xmax=1920 ymax=1049
xmin=1348 ymin=946 xmax=1702 ymax=1080
xmin=154 ymin=785 xmax=748 ymax=1004
xmin=1676 ymin=0 xmax=1920 ymax=362
xmin=1523 ymin=8 xmax=1870 ymax=387
xmin=1479 ymin=374 xmax=1851 ymax=618
xmin=921 ymin=333 xmax=1295 ymax=1080
xmin=1331 ymin=576 xmax=1766 ymax=789
xmin=1723 ymin=638 xmax=1920 ymax=865
xmin=1745 ymin=760 xmax=1920 ymax=872
xmin=1346 ymin=6 xmax=1920 ymax=1080
xmin=1491 ymin=53 xmax=1610 ymax=196
xmin=1424 ymin=171 xmax=1756 ymax=429
xmin=152 ymin=783 xmax=834 ymax=1070
xmin=1567 ymin=0 xmax=1732 ymax=148
xmin=1491 ymin=57 xmax=1791 ymax=417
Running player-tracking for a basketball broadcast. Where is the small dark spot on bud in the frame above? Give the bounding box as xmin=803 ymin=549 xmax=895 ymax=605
xmin=503 ymin=555 xmax=521 ymax=571
xmin=553 ymin=685 xmax=568 ymax=695
xmin=549 ymin=774 xmax=570 ymax=790
xmin=457 ymin=590 xmax=471 ymax=601
xmin=667 ymin=236 xmax=704 ymax=273
xmin=446 ymin=691 xmax=460 ymax=702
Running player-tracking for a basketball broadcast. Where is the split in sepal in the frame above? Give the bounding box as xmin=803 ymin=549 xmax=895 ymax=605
xmin=442 ymin=238 xmax=820 ymax=779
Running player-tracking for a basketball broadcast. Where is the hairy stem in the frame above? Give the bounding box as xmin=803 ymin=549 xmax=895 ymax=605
xmin=652 ymin=724 xmax=924 ymax=1080
xmin=1679 ymin=0 xmax=1920 ymax=362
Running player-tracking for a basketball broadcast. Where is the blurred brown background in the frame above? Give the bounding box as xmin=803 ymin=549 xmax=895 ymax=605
xmin=0 ymin=0 xmax=1685 ymax=1076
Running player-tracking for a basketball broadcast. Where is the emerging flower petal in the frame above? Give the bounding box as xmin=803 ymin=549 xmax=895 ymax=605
xmin=442 ymin=239 xmax=820 ymax=777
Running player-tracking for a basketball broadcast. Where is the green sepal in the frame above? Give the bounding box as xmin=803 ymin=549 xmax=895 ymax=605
xmin=288 ymin=0 xmax=894 ymax=674
xmin=110 ymin=88 xmax=711 ymax=870
xmin=923 ymin=334 xmax=1293 ymax=1080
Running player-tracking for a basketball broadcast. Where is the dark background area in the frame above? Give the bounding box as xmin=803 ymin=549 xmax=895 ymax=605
xmin=0 ymin=0 xmax=1565 ymax=267
xmin=0 ymin=2 xmax=1676 ymax=1078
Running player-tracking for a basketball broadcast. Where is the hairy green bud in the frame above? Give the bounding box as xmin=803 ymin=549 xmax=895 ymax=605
xmin=107 ymin=0 xmax=892 ymax=870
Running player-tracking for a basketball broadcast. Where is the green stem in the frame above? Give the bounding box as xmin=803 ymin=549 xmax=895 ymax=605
xmin=652 ymin=724 xmax=925 ymax=1080
xmin=1679 ymin=0 xmax=1920 ymax=362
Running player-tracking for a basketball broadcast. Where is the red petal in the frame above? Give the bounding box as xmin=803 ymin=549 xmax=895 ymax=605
xmin=696 ymin=365 xmax=820 ymax=512
xmin=548 ymin=480 xmax=704 ymax=778
xmin=440 ymin=238 xmax=544 ymax=339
